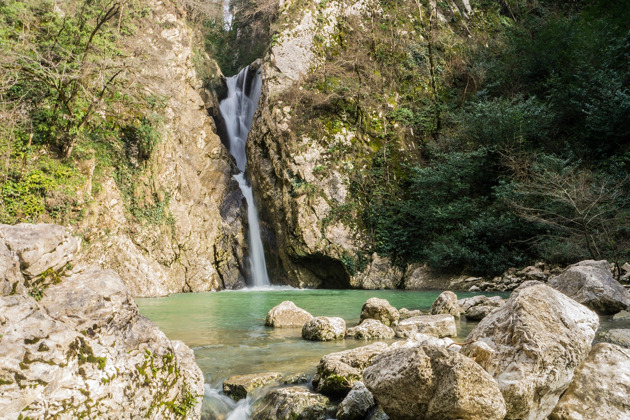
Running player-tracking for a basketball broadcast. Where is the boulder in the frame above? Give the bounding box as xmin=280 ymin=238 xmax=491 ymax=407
xmin=302 ymin=316 xmax=346 ymax=341
xmin=548 ymin=259 xmax=630 ymax=314
xmin=363 ymin=345 xmax=506 ymax=420
xmin=336 ymin=381 xmax=375 ymax=420
xmin=613 ymin=309 xmax=630 ymax=321
xmin=347 ymin=319 xmax=395 ymax=340
xmin=0 ymin=273 xmax=203 ymax=419
xmin=394 ymin=315 xmax=456 ymax=338
xmin=398 ymin=308 xmax=422 ymax=320
xmin=597 ymin=329 xmax=630 ymax=349
xmin=430 ymin=291 xmax=461 ymax=318
xmin=265 ymin=300 xmax=313 ymax=328
xmin=368 ymin=405 xmax=390 ymax=420
xmin=390 ymin=332 xmax=456 ymax=351
xmin=251 ymin=386 xmax=332 ymax=420
xmin=0 ymin=223 xmax=79 ymax=278
xmin=458 ymin=295 xmax=505 ymax=321
xmin=461 ymin=281 xmax=599 ymax=420
xmin=223 ymin=372 xmax=282 ymax=401
xmin=313 ymin=342 xmax=389 ymax=397
xmin=550 ymin=343 xmax=630 ymax=420
xmin=360 ymin=298 xmax=399 ymax=326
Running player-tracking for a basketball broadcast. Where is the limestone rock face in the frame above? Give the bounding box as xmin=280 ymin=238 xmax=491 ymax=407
xmin=597 ymin=329 xmax=630 ymax=348
xmin=461 ymin=281 xmax=599 ymax=420
xmin=394 ymin=315 xmax=457 ymax=338
xmin=251 ymin=386 xmax=332 ymax=420
xmin=0 ymin=224 xmax=203 ymax=419
xmin=360 ymin=298 xmax=400 ymax=326
xmin=223 ymin=372 xmax=282 ymax=401
xmin=363 ymin=345 xmax=506 ymax=420
xmin=265 ymin=301 xmax=313 ymax=327
xmin=549 ymin=260 xmax=630 ymax=314
xmin=347 ymin=319 xmax=395 ymax=340
xmin=313 ymin=342 xmax=389 ymax=397
xmin=336 ymin=381 xmax=375 ymax=420
xmin=75 ymin=0 xmax=246 ymax=297
xmin=246 ymin=0 xmax=389 ymax=288
xmin=430 ymin=291 xmax=461 ymax=318
xmin=302 ymin=317 xmax=346 ymax=341
xmin=550 ymin=343 xmax=630 ymax=420
xmin=0 ymin=224 xmax=79 ymax=279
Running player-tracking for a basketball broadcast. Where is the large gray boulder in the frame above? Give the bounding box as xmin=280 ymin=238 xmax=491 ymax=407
xmin=346 ymin=319 xmax=395 ymax=340
xmin=251 ymin=386 xmax=332 ymax=420
xmin=430 ymin=291 xmax=461 ymax=318
xmin=223 ymin=372 xmax=282 ymax=401
xmin=0 ymin=224 xmax=204 ymax=419
xmin=363 ymin=345 xmax=506 ymax=420
xmin=548 ymin=260 xmax=630 ymax=314
xmin=336 ymin=381 xmax=375 ymax=420
xmin=462 ymin=281 xmax=599 ymax=420
xmin=394 ymin=314 xmax=457 ymax=338
xmin=265 ymin=300 xmax=313 ymax=328
xmin=550 ymin=343 xmax=630 ymax=420
xmin=360 ymin=298 xmax=400 ymax=326
xmin=302 ymin=316 xmax=346 ymax=341
xmin=313 ymin=342 xmax=389 ymax=397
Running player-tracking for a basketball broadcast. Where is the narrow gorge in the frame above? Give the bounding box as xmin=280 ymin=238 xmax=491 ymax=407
xmin=1 ymin=0 xmax=629 ymax=419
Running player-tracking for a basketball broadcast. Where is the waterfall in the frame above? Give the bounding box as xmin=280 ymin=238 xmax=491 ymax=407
xmin=219 ymin=66 xmax=270 ymax=287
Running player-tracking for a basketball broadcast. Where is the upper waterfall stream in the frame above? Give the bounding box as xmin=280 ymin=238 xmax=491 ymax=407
xmin=219 ymin=66 xmax=270 ymax=287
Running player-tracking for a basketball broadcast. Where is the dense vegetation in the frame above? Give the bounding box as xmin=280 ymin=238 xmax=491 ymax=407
xmin=0 ymin=0 xmax=173 ymax=225
xmin=274 ymin=0 xmax=630 ymax=275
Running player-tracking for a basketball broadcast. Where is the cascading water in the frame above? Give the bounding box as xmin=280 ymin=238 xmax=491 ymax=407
xmin=219 ymin=66 xmax=270 ymax=288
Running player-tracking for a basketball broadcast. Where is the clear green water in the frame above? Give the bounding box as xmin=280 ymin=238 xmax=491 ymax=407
xmin=136 ymin=288 xmax=507 ymax=387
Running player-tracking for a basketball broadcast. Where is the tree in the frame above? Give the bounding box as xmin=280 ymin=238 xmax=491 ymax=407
xmin=511 ymin=155 xmax=630 ymax=270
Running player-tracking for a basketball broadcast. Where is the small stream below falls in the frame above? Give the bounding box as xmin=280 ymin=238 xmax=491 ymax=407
xmin=137 ymin=289 xmax=508 ymax=419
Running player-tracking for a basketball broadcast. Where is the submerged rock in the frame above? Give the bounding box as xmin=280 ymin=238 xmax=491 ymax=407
xmin=430 ymin=291 xmax=461 ymax=318
xmin=265 ymin=300 xmax=313 ymax=328
xmin=251 ymin=386 xmax=332 ymax=420
xmin=597 ymin=329 xmax=630 ymax=348
xmin=550 ymin=343 xmax=630 ymax=420
xmin=302 ymin=316 xmax=346 ymax=341
xmin=394 ymin=314 xmax=457 ymax=338
xmin=313 ymin=342 xmax=389 ymax=397
xmin=360 ymin=298 xmax=400 ymax=326
xmin=363 ymin=345 xmax=506 ymax=420
xmin=336 ymin=381 xmax=375 ymax=420
xmin=223 ymin=372 xmax=282 ymax=401
xmin=549 ymin=260 xmax=630 ymax=314
xmin=462 ymin=281 xmax=599 ymax=420
xmin=346 ymin=319 xmax=395 ymax=340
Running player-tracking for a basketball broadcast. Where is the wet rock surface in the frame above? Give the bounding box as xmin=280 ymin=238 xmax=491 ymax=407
xmin=223 ymin=372 xmax=282 ymax=401
xmin=251 ymin=386 xmax=332 ymax=420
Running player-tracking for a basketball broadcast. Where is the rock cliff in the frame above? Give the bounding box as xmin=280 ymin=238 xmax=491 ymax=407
xmin=0 ymin=223 xmax=203 ymax=419
xmin=75 ymin=0 xmax=246 ymax=296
